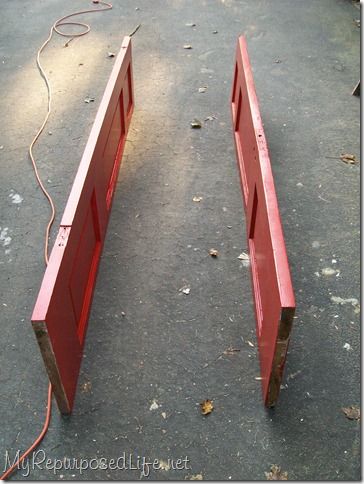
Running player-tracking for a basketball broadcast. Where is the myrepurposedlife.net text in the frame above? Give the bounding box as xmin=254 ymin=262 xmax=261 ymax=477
xmin=3 ymin=449 xmax=191 ymax=477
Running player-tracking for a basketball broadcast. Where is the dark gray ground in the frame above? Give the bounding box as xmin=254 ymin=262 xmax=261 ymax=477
xmin=0 ymin=0 xmax=360 ymax=480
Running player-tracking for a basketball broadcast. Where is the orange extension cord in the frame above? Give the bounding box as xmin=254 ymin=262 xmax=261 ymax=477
xmin=0 ymin=2 xmax=112 ymax=480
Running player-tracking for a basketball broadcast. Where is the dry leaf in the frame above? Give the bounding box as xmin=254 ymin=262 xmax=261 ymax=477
xmin=340 ymin=153 xmax=357 ymax=164
xmin=342 ymin=406 xmax=360 ymax=420
xmin=108 ymin=52 xmax=116 ymax=57
xmin=321 ymin=267 xmax=336 ymax=276
xmin=183 ymin=44 xmax=192 ymax=49
xmin=187 ymin=474 xmax=203 ymax=480
xmin=238 ymin=252 xmax=250 ymax=267
xmin=193 ymin=196 xmax=203 ymax=202
xmin=179 ymin=285 xmax=191 ymax=295
xmin=198 ymin=86 xmax=207 ymax=93
xmin=209 ymin=248 xmax=219 ymax=257
xmin=158 ymin=460 xmax=170 ymax=471
xmin=200 ymin=399 xmax=214 ymax=415
xmin=331 ymin=296 xmax=360 ymax=313
xmin=84 ymin=96 xmax=95 ymax=103
xmin=150 ymin=399 xmax=159 ymax=411
xmin=265 ymin=465 xmax=288 ymax=480
xmin=223 ymin=347 xmax=240 ymax=355
xmin=81 ymin=381 xmax=92 ymax=393
xmin=190 ymin=119 xmax=202 ymax=129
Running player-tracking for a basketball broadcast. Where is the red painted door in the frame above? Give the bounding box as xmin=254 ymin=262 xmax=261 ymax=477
xmin=32 ymin=37 xmax=134 ymax=414
xmin=231 ymin=36 xmax=296 ymax=407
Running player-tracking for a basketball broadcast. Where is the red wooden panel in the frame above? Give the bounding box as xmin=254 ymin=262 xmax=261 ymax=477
xmin=31 ymin=37 xmax=134 ymax=414
xmin=231 ymin=36 xmax=296 ymax=407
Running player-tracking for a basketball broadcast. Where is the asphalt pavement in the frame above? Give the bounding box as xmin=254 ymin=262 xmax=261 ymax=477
xmin=0 ymin=0 xmax=360 ymax=480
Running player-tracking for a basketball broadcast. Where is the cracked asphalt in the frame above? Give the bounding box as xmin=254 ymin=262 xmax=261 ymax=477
xmin=0 ymin=0 xmax=360 ymax=480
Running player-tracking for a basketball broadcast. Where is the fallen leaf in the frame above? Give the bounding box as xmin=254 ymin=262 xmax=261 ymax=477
xmin=331 ymin=296 xmax=360 ymax=313
xmin=223 ymin=347 xmax=240 ymax=355
xmin=342 ymin=406 xmax=360 ymax=420
xmin=161 ymin=412 xmax=167 ymax=419
xmin=321 ymin=267 xmax=336 ymax=276
xmin=238 ymin=252 xmax=250 ymax=267
xmin=149 ymin=399 xmax=159 ymax=411
xmin=340 ymin=153 xmax=358 ymax=164
xmin=107 ymin=52 xmax=116 ymax=57
xmin=209 ymin=248 xmax=219 ymax=257
xmin=185 ymin=23 xmax=196 ymax=27
xmin=265 ymin=464 xmax=288 ymax=480
xmin=187 ymin=474 xmax=203 ymax=481
xmin=193 ymin=196 xmax=203 ymax=202
xmin=190 ymin=119 xmax=202 ymax=129
xmin=179 ymin=285 xmax=191 ymax=295
xmin=81 ymin=381 xmax=92 ymax=393
xmin=200 ymin=399 xmax=214 ymax=415
xmin=84 ymin=96 xmax=95 ymax=103
xmin=158 ymin=460 xmax=170 ymax=471
xmin=183 ymin=44 xmax=193 ymax=49
xmin=286 ymin=370 xmax=302 ymax=382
